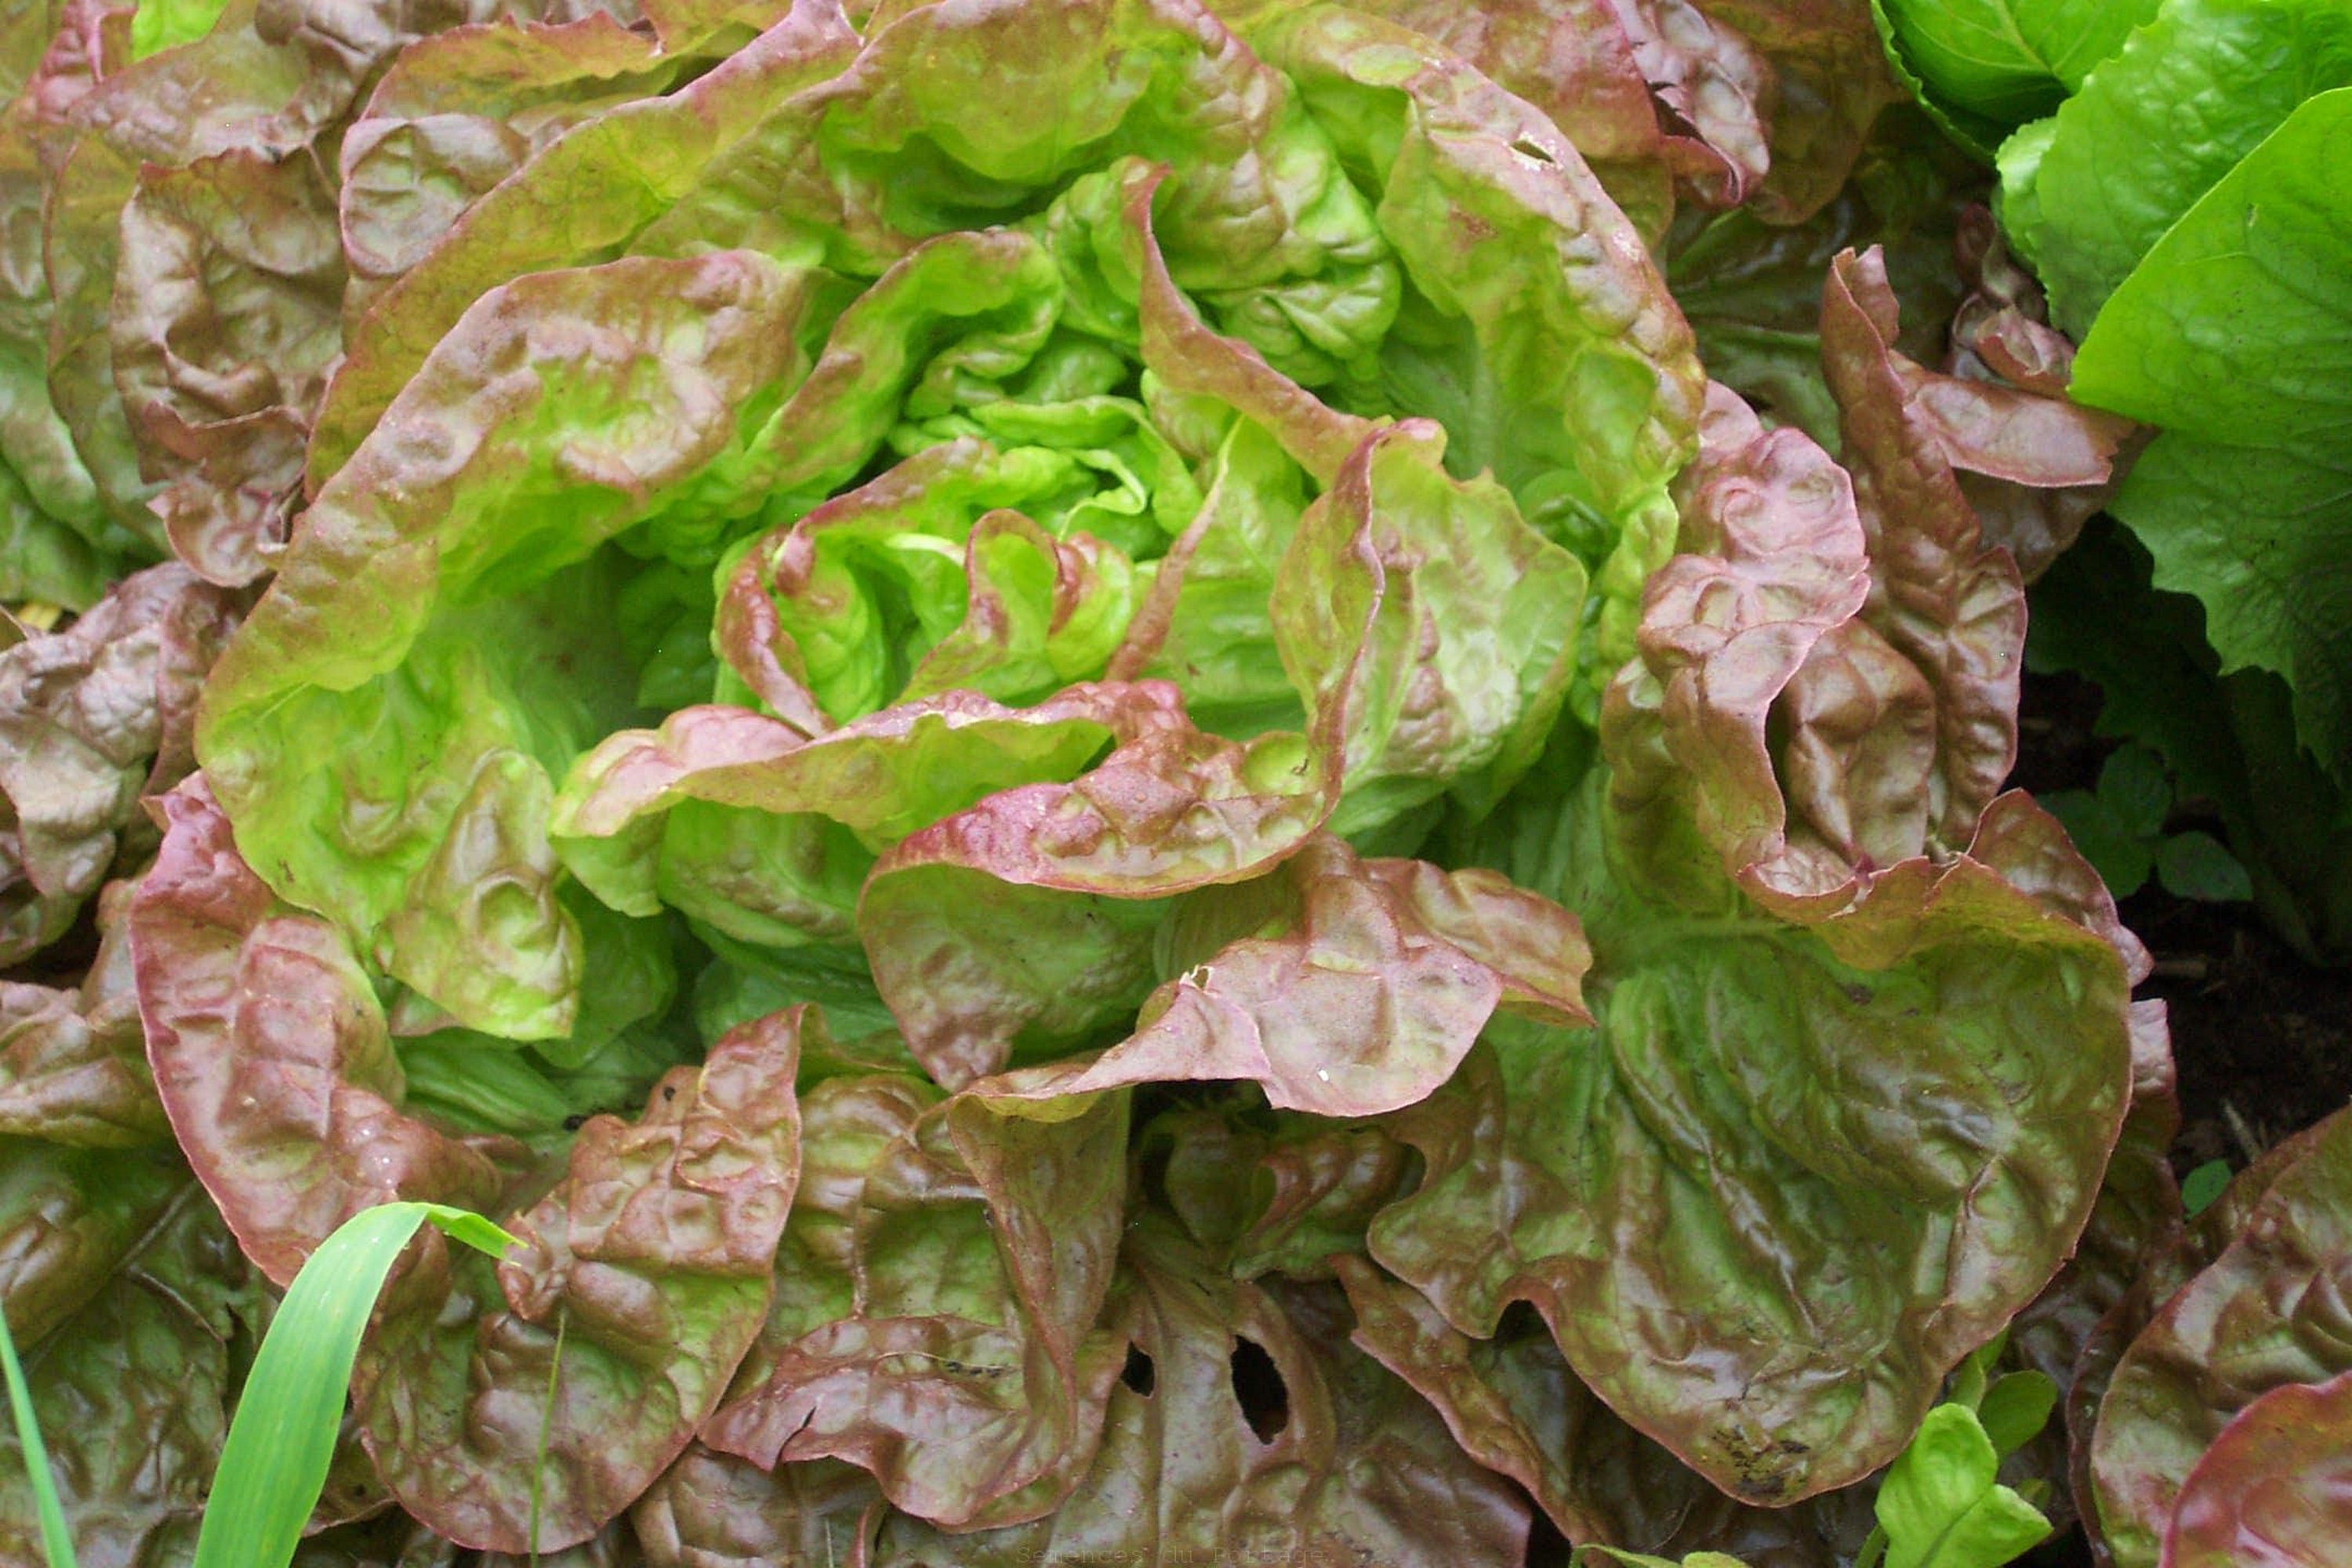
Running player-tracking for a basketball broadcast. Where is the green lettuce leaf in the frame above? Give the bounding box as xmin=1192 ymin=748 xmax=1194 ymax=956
xmin=307 ymin=0 xmax=862 ymax=482
xmin=1254 ymin=3 xmax=1704 ymax=710
xmin=198 ymin=250 xmax=822 ymax=1039
xmin=1873 ymin=0 xmax=2155 ymax=129
xmin=1998 ymin=0 xmax=2352 ymax=339
xmin=2067 ymin=88 xmax=2352 ymax=783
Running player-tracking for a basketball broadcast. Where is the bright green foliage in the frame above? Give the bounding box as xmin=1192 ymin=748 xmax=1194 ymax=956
xmin=1872 ymin=0 xmax=2159 ymax=148
xmin=127 ymin=0 xmax=232 ymax=59
xmin=2065 ymin=89 xmax=2352 ymax=782
xmin=2180 ymin=1158 xmax=2232 ymax=1216
xmin=1874 ymin=1405 xmax=2054 ymax=1568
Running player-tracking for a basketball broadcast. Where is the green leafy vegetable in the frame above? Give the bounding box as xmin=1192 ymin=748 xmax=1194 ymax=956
xmin=2066 ymin=89 xmax=2352 ymax=783
xmin=0 ymin=0 xmax=2180 ymax=1559
xmin=1871 ymin=1404 xmax=2053 ymax=1568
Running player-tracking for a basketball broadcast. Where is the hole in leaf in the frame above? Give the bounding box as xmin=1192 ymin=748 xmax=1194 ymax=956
xmin=1120 ymin=1345 xmax=1156 ymax=1397
xmin=1523 ymin=1496 xmax=1572 ymax=1567
xmin=1229 ymin=1336 xmax=1288 ymax=1443
xmin=1511 ymin=135 xmax=1556 ymax=165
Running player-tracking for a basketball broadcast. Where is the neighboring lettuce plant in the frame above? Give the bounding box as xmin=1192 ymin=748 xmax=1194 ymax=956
xmin=1884 ymin=0 xmax=2352 ymax=960
xmin=0 ymin=0 xmax=2176 ymax=1563
xmin=2080 ymin=1104 xmax=2352 ymax=1568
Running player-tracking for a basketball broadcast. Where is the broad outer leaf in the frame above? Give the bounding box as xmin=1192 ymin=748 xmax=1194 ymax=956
xmin=0 ymin=562 xmax=238 ymax=965
xmin=2010 ymin=999 xmax=2180 ymax=1443
xmin=2067 ymin=89 xmax=2352 ymax=782
xmin=702 ymin=1077 xmax=1127 ymax=1530
xmin=1379 ymin=350 xmax=2135 ymax=1501
xmin=2162 ymin=1368 xmax=2352 ymax=1568
xmin=128 ymin=775 xmax=509 ymax=1287
xmin=1340 ymin=1255 xmax=1873 ymax=1560
xmin=977 ymin=835 xmax=1589 ymax=1118
xmin=1336 ymin=1254 xmax=1709 ymax=1549
xmin=2089 ymin=1104 xmax=2352 ymax=1568
xmin=868 ymin=1217 xmax=1532 ymax=1567
xmin=0 ymin=1139 xmax=188 ymax=1349
xmin=353 ymin=1006 xmax=805 ymax=1551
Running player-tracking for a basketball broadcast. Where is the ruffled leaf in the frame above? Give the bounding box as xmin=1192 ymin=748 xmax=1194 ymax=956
xmin=0 ymin=562 xmax=236 ymax=964
xmin=128 ymin=776 xmax=510 ymax=1287
xmin=2089 ymin=1105 xmax=2352 ymax=1568
xmin=351 ymin=1005 xmax=805 ymax=1551
xmin=702 ymin=1075 xmax=1127 ymax=1530
xmin=867 ymin=1215 xmax=1532 ymax=1566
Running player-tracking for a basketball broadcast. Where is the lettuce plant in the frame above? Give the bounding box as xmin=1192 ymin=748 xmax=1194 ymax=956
xmin=0 ymin=0 xmax=2172 ymax=1562
xmin=1883 ymin=0 xmax=2352 ymax=961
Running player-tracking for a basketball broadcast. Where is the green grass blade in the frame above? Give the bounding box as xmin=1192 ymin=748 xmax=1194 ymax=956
xmin=0 ymin=1298 xmax=77 ymax=1568
xmin=191 ymin=1201 xmax=515 ymax=1568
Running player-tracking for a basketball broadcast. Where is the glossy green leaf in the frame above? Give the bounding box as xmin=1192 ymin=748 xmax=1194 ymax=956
xmin=2179 ymin=1159 xmax=2232 ymax=1218
xmin=1875 ymin=1405 xmax=2052 ymax=1568
xmin=2070 ymin=89 xmax=2352 ymax=782
xmin=1875 ymin=0 xmax=2155 ymax=125
xmin=2001 ymin=0 xmax=2352 ymax=336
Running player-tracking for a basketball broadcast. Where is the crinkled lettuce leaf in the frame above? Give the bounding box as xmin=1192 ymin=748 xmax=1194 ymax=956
xmin=2088 ymin=1104 xmax=2352 ymax=1568
xmin=0 ymin=1174 xmax=273 ymax=1567
xmin=2161 ymin=1369 xmax=2352 ymax=1568
xmin=352 ymin=1006 xmax=805 ymax=1552
xmin=1372 ymin=342 xmax=2136 ymax=1504
xmin=702 ymin=1075 xmax=1129 ymax=1530
xmin=868 ymin=1213 xmax=1534 ymax=1567
xmin=0 ymin=562 xmax=237 ymax=966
